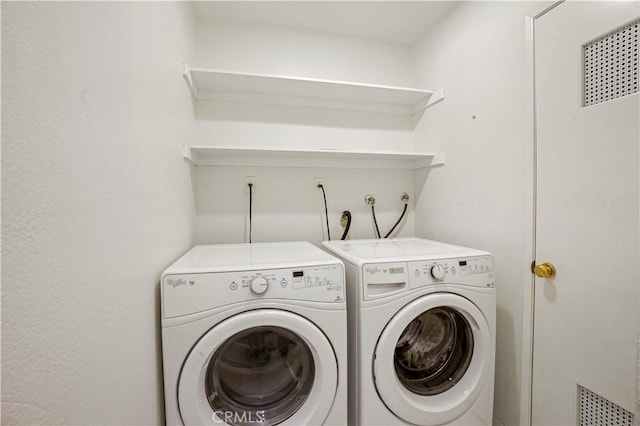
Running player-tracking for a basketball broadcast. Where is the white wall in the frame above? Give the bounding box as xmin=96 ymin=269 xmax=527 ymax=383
xmin=194 ymin=166 xmax=415 ymax=245
xmin=192 ymin=20 xmax=419 ymax=245
xmin=195 ymin=20 xmax=415 ymax=87
xmin=1 ymin=2 xmax=195 ymax=424
xmin=412 ymin=3 xmax=537 ymax=425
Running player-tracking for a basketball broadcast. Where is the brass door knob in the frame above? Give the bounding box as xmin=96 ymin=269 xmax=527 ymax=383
xmin=533 ymin=262 xmax=556 ymax=278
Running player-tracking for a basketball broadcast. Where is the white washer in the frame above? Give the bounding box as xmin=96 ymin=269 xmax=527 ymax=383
xmin=161 ymin=241 xmax=347 ymax=426
xmin=323 ymin=238 xmax=495 ymax=426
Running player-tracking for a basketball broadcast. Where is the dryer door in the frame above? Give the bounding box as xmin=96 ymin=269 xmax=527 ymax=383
xmin=373 ymin=293 xmax=492 ymax=425
xmin=178 ymin=309 xmax=338 ymax=426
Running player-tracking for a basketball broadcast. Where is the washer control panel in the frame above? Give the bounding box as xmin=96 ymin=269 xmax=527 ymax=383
xmin=163 ymin=263 xmax=345 ymax=318
xmin=408 ymin=255 xmax=494 ymax=289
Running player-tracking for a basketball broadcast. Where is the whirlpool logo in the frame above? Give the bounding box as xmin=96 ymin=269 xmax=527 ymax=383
xmin=166 ymin=278 xmax=195 ymax=288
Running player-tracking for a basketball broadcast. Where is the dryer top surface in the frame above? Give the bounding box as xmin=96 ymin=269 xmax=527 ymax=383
xmin=163 ymin=241 xmax=339 ymax=274
xmin=323 ymin=238 xmax=490 ymax=265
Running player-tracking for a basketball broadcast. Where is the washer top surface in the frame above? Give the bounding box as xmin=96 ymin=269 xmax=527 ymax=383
xmin=323 ymin=237 xmax=490 ymax=265
xmin=163 ymin=241 xmax=338 ymax=274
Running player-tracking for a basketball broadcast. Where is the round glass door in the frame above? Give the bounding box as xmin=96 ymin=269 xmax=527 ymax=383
xmin=178 ymin=309 xmax=338 ymax=426
xmin=394 ymin=307 xmax=474 ymax=396
xmin=373 ymin=293 xmax=492 ymax=426
xmin=205 ymin=326 xmax=315 ymax=425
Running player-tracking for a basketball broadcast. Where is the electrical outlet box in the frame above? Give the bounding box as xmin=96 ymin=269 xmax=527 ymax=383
xmin=244 ymin=176 xmax=256 ymax=194
xmin=315 ymin=177 xmax=324 ymax=193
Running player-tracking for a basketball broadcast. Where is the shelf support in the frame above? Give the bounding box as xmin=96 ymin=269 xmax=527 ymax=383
xmin=182 ymin=145 xmax=196 ymax=166
xmin=182 ymin=63 xmax=198 ymax=99
xmin=412 ymin=88 xmax=445 ymax=114
xmin=430 ymin=152 xmax=446 ymax=167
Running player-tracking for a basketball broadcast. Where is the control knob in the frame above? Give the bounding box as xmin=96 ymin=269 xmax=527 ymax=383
xmin=250 ymin=277 xmax=269 ymax=295
xmin=430 ymin=264 xmax=446 ymax=281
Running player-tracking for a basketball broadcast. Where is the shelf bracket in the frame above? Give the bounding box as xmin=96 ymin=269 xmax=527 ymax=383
xmin=430 ymin=152 xmax=446 ymax=167
xmin=412 ymin=88 xmax=445 ymax=114
xmin=182 ymin=63 xmax=198 ymax=99
xmin=182 ymin=145 xmax=197 ymax=166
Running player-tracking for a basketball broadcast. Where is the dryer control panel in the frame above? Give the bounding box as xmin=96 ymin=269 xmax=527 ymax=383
xmin=361 ymin=256 xmax=494 ymax=300
xmin=408 ymin=255 xmax=494 ymax=289
xmin=163 ymin=263 xmax=345 ymax=318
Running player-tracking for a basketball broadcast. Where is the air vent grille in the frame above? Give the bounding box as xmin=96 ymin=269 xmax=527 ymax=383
xmin=578 ymin=385 xmax=633 ymax=426
xmin=584 ymin=20 xmax=639 ymax=107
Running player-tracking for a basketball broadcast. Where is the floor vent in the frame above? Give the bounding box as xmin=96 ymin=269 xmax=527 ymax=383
xmin=578 ymin=385 xmax=633 ymax=426
xmin=583 ymin=19 xmax=639 ymax=107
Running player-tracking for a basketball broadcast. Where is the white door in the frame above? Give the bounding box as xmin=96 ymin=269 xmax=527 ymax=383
xmin=373 ymin=293 xmax=492 ymax=426
xmin=533 ymin=2 xmax=639 ymax=425
xmin=178 ymin=309 xmax=338 ymax=426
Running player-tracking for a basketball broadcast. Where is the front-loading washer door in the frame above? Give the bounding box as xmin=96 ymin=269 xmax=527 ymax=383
xmin=373 ymin=293 xmax=492 ymax=426
xmin=178 ymin=309 xmax=338 ymax=426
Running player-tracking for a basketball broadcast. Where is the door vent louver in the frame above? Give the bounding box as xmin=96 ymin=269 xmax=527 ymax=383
xmin=578 ymin=385 xmax=633 ymax=426
xmin=583 ymin=20 xmax=639 ymax=107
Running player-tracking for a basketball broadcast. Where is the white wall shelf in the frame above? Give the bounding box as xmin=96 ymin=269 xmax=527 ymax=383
xmin=183 ymin=146 xmax=445 ymax=170
xmin=183 ymin=63 xmax=445 ymax=115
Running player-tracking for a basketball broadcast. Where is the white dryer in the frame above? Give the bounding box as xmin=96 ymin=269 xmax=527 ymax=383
xmin=323 ymin=238 xmax=495 ymax=426
xmin=161 ymin=241 xmax=347 ymax=426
